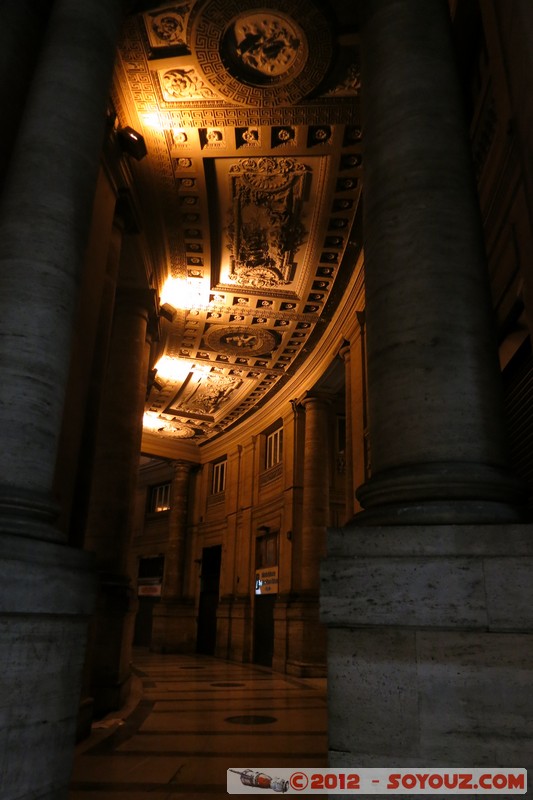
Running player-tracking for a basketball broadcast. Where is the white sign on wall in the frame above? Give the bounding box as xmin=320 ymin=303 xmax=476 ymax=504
xmin=255 ymin=566 xmax=278 ymax=595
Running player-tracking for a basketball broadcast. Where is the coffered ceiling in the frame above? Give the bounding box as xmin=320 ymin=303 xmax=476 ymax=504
xmin=112 ymin=0 xmax=363 ymax=452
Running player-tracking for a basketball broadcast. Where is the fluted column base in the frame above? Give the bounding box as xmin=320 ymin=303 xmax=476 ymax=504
xmin=151 ymin=597 xmax=196 ymax=653
xmin=0 ymin=530 xmax=96 ymax=800
xmin=321 ymin=523 xmax=533 ymax=773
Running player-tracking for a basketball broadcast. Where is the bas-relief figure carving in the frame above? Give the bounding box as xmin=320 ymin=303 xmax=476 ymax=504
xmin=224 ymin=334 xmax=256 ymax=348
xmin=233 ymin=13 xmax=302 ymax=78
xmin=147 ymin=5 xmax=191 ymax=47
xmin=161 ymin=421 xmax=196 ymax=438
xmin=227 ymin=157 xmax=308 ymax=288
xmin=204 ymin=325 xmax=278 ymax=356
xmin=179 ymin=371 xmax=242 ymax=415
xmin=326 ymin=63 xmax=361 ymax=96
xmin=161 ymin=68 xmax=215 ymax=101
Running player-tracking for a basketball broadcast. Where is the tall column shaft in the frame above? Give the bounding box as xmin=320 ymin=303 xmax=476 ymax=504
xmin=0 ymin=1 xmax=124 ymax=797
xmin=286 ymin=395 xmax=328 ymax=677
xmin=0 ymin=0 xmax=124 ymax=535
xmin=339 ymin=344 xmax=355 ymax=523
xmin=299 ymin=395 xmax=330 ymax=593
xmin=322 ymin=0 xmax=533 ymax=776
xmin=0 ymin=1 xmax=52 ymax=184
xmin=55 ymin=182 xmax=123 ymax=543
xmin=85 ymin=287 xmax=152 ymax=570
xmin=84 ymin=286 xmax=153 ymax=714
xmin=356 ymin=0 xmax=522 ymax=523
xmin=162 ymin=460 xmax=193 ymax=599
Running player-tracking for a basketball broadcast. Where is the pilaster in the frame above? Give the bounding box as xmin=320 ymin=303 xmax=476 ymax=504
xmin=84 ymin=285 xmax=155 ymax=715
xmin=286 ymin=394 xmax=329 ymax=676
xmin=151 ymin=460 xmax=196 ymax=653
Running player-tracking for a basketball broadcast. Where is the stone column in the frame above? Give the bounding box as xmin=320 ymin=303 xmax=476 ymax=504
xmin=151 ymin=460 xmax=197 ymax=653
xmin=215 ymin=446 xmax=240 ymax=659
xmin=300 ymin=395 xmax=330 ymax=591
xmin=355 ymin=0 xmax=523 ymax=524
xmin=0 ymin=1 xmax=52 ymax=184
xmin=68 ymin=209 xmax=126 ymax=740
xmin=339 ymin=343 xmax=356 ymax=523
xmin=68 ymin=212 xmax=125 ymax=547
xmin=84 ymin=285 xmax=154 ymax=716
xmin=287 ymin=394 xmax=328 ymax=676
xmin=0 ymin=1 xmax=124 ymax=797
xmin=56 ymin=186 xmax=125 ymax=545
xmin=321 ymin=0 xmax=533 ymax=778
xmin=228 ymin=440 xmax=255 ymax=663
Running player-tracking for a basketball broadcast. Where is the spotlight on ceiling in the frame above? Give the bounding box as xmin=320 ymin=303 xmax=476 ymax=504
xmin=118 ymin=126 xmax=147 ymax=160
xmin=160 ymin=302 xmax=177 ymax=322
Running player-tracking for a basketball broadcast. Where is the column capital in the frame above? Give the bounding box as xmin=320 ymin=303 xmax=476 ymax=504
xmin=300 ymin=391 xmax=333 ymax=409
xmin=115 ymin=286 xmax=161 ymax=343
xmin=339 ymin=340 xmax=351 ymax=362
xmin=171 ymin=459 xmax=195 ymax=474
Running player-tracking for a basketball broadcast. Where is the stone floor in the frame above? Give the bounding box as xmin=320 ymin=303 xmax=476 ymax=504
xmin=69 ymin=649 xmax=328 ymax=799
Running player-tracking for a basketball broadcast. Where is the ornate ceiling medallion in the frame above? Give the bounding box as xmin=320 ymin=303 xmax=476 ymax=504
xmin=224 ymin=13 xmax=304 ymax=84
xmin=204 ymin=325 xmax=278 ymax=356
xmin=147 ymin=418 xmax=196 ymax=438
xmin=163 ymin=421 xmax=196 ymax=438
xmin=190 ymin=0 xmax=333 ymax=106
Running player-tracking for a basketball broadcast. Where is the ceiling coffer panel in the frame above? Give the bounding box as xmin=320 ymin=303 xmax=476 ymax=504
xmin=144 ymin=4 xmax=193 ymax=51
xmin=224 ymin=157 xmax=309 ymax=290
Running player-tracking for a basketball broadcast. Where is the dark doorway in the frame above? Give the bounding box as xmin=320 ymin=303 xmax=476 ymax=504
xmin=196 ymin=545 xmax=221 ymax=655
xmin=134 ymin=596 xmax=158 ymax=646
xmin=253 ymin=594 xmax=276 ymax=667
xmin=253 ymin=531 xmax=279 ymax=667
xmin=133 ymin=555 xmax=164 ymax=646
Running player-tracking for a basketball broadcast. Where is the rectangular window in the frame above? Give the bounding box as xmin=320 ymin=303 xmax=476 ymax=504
xmin=211 ymin=459 xmax=227 ymax=495
xmin=265 ymin=427 xmax=283 ymax=470
xmin=149 ymin=482 xmax=171 ymax=513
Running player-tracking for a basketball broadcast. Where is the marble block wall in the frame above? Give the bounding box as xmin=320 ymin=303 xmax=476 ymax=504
xmin=321 ymin=524 xmax=533 ymax=789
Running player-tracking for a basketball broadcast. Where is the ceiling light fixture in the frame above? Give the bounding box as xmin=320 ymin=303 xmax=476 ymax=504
xmin=117 ymin=126 xmax=148 ymax=160
xmin=160 ymin=302 xmax=177 ymax=322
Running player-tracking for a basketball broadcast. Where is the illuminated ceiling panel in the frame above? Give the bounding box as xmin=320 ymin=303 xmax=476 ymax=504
xmin=113 ymin=0 xmax=362 ymax=447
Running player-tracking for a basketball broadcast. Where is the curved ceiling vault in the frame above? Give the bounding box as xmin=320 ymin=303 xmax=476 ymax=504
xmin=112 ymin=0 xmax=364 ymax=456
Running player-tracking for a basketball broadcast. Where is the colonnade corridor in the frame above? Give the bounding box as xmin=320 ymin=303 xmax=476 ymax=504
xmin=69 ymin=651 xmax=328 ymax=799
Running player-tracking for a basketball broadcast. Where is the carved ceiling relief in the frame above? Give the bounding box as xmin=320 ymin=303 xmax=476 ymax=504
xmin=160 ymin=67 xmax=216 ymax=101
xmin=119 ymin=2 xmax=364 ymax=445
xmin=226 ymin=157 xmax=309 ymax=289
xmin=229 ymin=13 xmax=303 ymax=80
xmin=144 ymin=4 xmax=193 ymax=50
xmin=204 ymin=326 xmax=279 ymax=357
xmin=190 ymin=0 xmax=332 ymax=107
xmin=147 ymin=361 xmax=249 ymax=438
xmin=176 ymin=370 xmax=243 ymax=417
xmin=326 ymin=63 xmax=361 ymax=97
